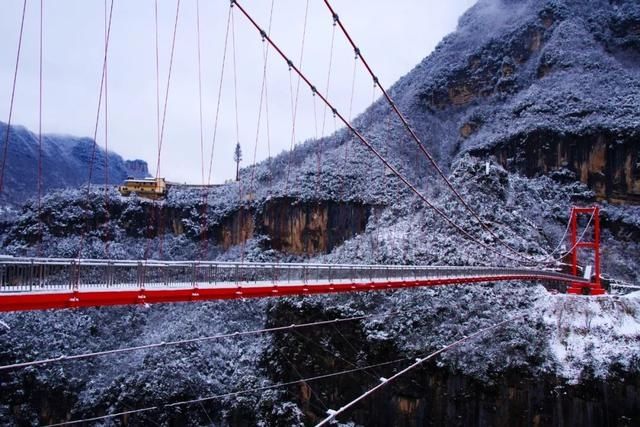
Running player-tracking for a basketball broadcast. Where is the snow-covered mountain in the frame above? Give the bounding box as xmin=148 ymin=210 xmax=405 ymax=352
xmin=0 ymin=121 xmax=149 ymax=206
xmin=0 ymin=0 xmax=639 ymax=425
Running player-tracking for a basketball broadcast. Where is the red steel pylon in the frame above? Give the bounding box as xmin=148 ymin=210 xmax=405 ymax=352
xmin=567 ymin=206 xmax=604 ymax=295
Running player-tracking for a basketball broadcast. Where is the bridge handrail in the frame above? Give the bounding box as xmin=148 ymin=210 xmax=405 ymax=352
xmin=0 ymin=256 xmax=587 ymax=283
xmin=0 ymin=256 xmax=556 ymax=270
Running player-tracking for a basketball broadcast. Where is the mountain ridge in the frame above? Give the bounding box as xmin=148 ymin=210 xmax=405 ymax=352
xmin=0 ymin=121 xmax=149 ymax=206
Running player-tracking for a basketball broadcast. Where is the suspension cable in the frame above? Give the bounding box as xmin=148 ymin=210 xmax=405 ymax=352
xmin=321 ymin=0 xmax=541 ymax=265
xmin=231 ymin=4 xmax=241 ymax=187
xmin=284 ymin=0 xmax=310 ymax=193
xmin=195 ymin=0 xmax=209 ymax=260
xmin=0 ymin=312 xmax=397 ymax=372
xmin=47 ymin=356 xmax=411 ymax=427
xmin=0 ymin=0 xmax=28 ymax=195
xmin=154 ymin=0 xmax=161 ymax=161
xmin=248 ymin=0 xmax=276 ymax=199
xmin=76 ymin=0 xmax=114 ymax=263
xmin=315 ymin=315 xmax=525 ymax=426
xmin=548 ymin=208 xmax=595 ymax=264
xmin=200 ymin=7 xmax=232 ymax=259
xmin=316 ymin=18 xmax=337 ymax=195
xmin=338 ymin=52 xmax=359 ymax=200
xmin=155 ymin=0 xmax=181 ymax=180
xmin=47 ymin=315 xmax=523 ymax=427
xmin=230 ymin=0 xmax=533 ymax=265
xmin=206 ymin=7 xmax=232 ymax=185
xmin=103 ymin=0 xmax=111 ymax=258
xmin=196 ymin=0 xmax=205 ymax=186
xmin=36 ymin=0 xmax=44 ymax=256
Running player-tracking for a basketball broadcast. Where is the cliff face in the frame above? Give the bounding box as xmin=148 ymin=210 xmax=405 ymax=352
xmin=1 ymin=190 xmax=376 ymax=258
xmin=217 ymin=198 xmax=376 ymax=254
xmin=0 ymin=122 xmax=149 ymax=206
xmin=490 ymin=131 xmax=639 ymax=203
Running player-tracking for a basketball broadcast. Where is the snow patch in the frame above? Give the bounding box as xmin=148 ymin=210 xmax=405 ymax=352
xmin=539 ymin=293 xmax=640 ymax=383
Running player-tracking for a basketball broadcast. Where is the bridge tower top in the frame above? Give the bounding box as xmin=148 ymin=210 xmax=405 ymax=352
xmin=567 ymin=206 xmax=604 ymax=295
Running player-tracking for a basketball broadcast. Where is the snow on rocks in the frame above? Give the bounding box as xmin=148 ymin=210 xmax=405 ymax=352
xmin=539 ymin=292 xmax=640 ymax=383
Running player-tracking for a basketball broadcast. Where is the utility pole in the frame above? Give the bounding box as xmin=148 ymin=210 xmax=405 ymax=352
xmin=234 ymin=142 xmax=242 ymax=181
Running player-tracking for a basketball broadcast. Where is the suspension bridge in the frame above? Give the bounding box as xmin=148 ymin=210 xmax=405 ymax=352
xmin=0 ymin=2 xmax=624 ymax=426
xmin=0 ymin=0 xmax=607 ymax=313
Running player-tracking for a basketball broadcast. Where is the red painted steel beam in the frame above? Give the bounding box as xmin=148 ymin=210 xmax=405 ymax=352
xmin=0 ymin=274 xmax=577 ymax=312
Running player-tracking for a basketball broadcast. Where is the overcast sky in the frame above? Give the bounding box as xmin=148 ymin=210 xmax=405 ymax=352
xmin=0 ymin=0 xmax=476 ymax=184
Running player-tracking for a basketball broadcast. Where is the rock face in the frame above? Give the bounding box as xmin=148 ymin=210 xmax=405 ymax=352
xmin=489 ymin=131 xmax=640 ymax=203
xmin=217 ymin=198 xmax=377 ymax=254
xmin=0 ymin=122 xmax=149 ymax=206
xmin=124 ymin=159 xmax=150 ymax=179
xmin=1 ymin=190 xmax=377 ymax=257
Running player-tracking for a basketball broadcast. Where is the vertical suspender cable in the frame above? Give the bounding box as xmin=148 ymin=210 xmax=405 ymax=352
xmin=155 ymin=0 xmax=181 ymax=179
xmin=248 ymin=0 xmax=275 ymax=200
xmin=201 ymin=7 xmax=232 ymax=258
xmin=195 ymin=0 xmax=208 ymax=259
xmin=263 ymin=45 xmax=273 ymax=193
xmin=285 ymin=68 xmax=296 ymax=192
xmin=206 ymin=8 xmax=231 ymax=186
xmin=154 ymin=0 xmax=181 ymax=260
xmin=283 ymin=0 xmax=310 ymax=193
xmin=0 ymin=0 xmax=28 ymax=195
xmin=337 ymin=53 xmax=358 ymax=200
xmin=77 ymin=0 xmax=114 ymax=262
xmin=154 ymin=0 xmax=161 ymax=159
xmin=103 ymin=0 xmax=111 ymax=258
xmin=37 ymin=0 xmax=44 ymax=256
xmin=317 ymin=20 xmax=336 ymax=195
xmin=196 ymin=0 xmax=205 ymax=186
xmin=145 ymin=0 xmax=162 ymax=261
xmin=231 ymin=4 xmax=240 ymax=167
xmin=230 ymin=4 xmax=248 ymax=263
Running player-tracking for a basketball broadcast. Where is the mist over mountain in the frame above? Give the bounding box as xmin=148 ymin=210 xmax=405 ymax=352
xmin=0 ymin=121 xmax=149 ymax=206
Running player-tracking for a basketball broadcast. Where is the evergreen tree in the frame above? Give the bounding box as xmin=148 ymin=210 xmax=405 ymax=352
xmin=234 ymin=142 xmax=242 ymax=181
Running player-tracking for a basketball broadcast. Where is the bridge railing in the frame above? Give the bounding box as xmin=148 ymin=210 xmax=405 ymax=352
xmin=0 ymin=257 xmax=586 ymax=293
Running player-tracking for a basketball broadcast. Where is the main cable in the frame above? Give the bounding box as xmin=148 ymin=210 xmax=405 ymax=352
xmin=47 ymin=356 xmax=411 ymax=427
xmin=0 ymin=312 xmax=397 ymax=372
xmin=315 ymin=315 xmax=525 ymax=426
xmin=47 ymin=315 xmax=524 ymax=427
xmin=321 ymin=0 xmax=543 ymax=265
xmin=230 ymin=0 xmax=532 ymax=265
